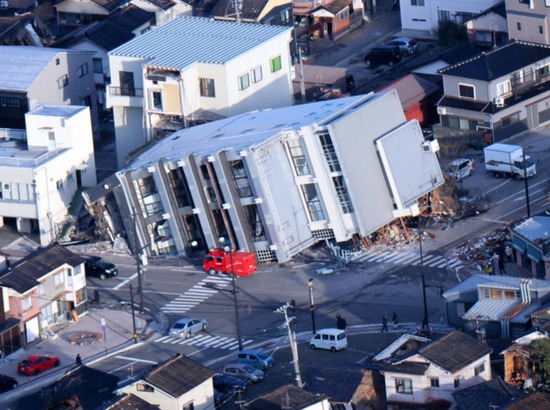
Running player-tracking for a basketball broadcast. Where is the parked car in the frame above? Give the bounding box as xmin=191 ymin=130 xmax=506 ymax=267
xmin=84 ymin=256 xmax=118 ymax=280
xmin=222 ymin=362 xmax=264 ymax=383
xmin=17 ymin=355 xmax=60 ymax=375
xmin=387 ymin=37 xmax=418 ymax=55
xmin=364 ymin=45 xmax=401 ymax=68
xmin=445 ymin=158 xmax=475 ymax=181
xmin=213 ymin=373 xmax=247 ymax=393
xmin=309 ymin=328 xmax=348 ymax=352
xmin=168 ymin=317 xmax=207 ymax=339
xmin=0 ymin=374 xmax=17 ymax=394
xmin=236 ymin=349 xmax=274 ymax=370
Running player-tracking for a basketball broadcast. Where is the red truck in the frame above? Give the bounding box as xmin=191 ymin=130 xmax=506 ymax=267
xmin=203 ymin=249 xmax=257 ymax=277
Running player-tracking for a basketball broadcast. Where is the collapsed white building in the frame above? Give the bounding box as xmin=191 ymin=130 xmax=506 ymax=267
xmin=84 ymin=91 xmax=444 ymax=262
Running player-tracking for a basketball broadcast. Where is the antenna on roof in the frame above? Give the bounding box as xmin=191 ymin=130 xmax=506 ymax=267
xmin=233 ymin=0 xmax=242 ymax=23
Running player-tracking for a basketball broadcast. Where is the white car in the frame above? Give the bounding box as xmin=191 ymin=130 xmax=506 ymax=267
xmin=169 ymin=317 xmax=207 ymax=339
xmin=445 ymin=158 xmax=475 ymax=181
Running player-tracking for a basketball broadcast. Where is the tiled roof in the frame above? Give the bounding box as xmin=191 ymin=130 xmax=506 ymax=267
xmin=416 ymin=330 xmax=492 ymax=373
xmin=0 ymin=13 xmax=34 ymax=42
xmin=452 ymin=377 xmax=527 ymax=410
xmin=302 ymin=365 xmax=367 ymax=402
xmin=245 ymin=384 xmax=327 ymax=409
xmin=505 ymin=391 xmax=550 ymax=409
xmin=143 ymin=354 xmax=214 ymax=398
xmin=91 ymin=0 xmax=126 ymax=12
xmin=146 ymin=0 xmax=176 ymax=10
xmin=210 ymin=0 xmax=270 ymax=20
xmin=378 ymin=73 xmax=440 ymax=110
xmin=109 ymin=5 xmax=155 ymax=32
xmin=382 ymin=361 xmax=430 ymax=375
xmin=109 ymin=16 xmax=292 ymax=71
xmin=107 ymin=393 xmax=159 ymax=409
xmin=318 ymin=0 xmax=351 ymax=15
xmin=438 ymin=40 xmax=550 ymax=81
xmin=0 ymin=243 xmax=85 ymax=294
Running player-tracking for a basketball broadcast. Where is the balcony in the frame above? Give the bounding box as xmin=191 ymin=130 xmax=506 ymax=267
xmin=106 ymin=85 xmax=143 ymax=108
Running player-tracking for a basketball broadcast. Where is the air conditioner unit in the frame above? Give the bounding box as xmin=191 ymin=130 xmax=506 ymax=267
xmin=494 ymin=97 xmax=505 ymax=107
xmin=437 ymin=106 xmax=447 ymax=115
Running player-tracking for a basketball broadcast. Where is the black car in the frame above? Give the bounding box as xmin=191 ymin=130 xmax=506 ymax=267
xmin=0 ymin=374 xmax=17 ymax=394
xmin=84 ymin=256 xmax=118 ymax=280
xmin=213 ymin=373 xmax=247 ymax=393
xmin=364 ymin=45 xmax=401 ymax=68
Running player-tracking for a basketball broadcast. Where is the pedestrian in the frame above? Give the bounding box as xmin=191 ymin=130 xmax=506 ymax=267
xmin=392 ymin=312 xmax=398 ymax=329
xmin=492 ymin=253 xmax=500 ymax=274
xmin=505 ymin=245 xmax=513 ymax=263
xmin=336 ymin=314 xmax=347 ymax=330
xmin=486 ymin=260 xmax=493 ymax=275
xmin=381 ymin=315 xmax=388 ymax=332
xmin=498 ymin=252 xmax=506 ymax=274
xmin=76 ymin=354 xmax=82 ymax=366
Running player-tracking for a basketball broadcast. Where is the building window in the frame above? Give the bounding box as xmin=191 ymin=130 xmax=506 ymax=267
xmin=502 ymin=112 xmax=520 ymax=127
xmin=517 ymin=22 xmax=522 ymax=31
xmin=183 ymin=402 xmax=194 ymax=410
xmin=0 ymin=96 xmax=21 ymax=108
xmin=287 ymin=139 xmax=310 ymax=176
xmin=80 ymin=95 xmax=91 ymax=107
xmin=168 ymin=168 xmax=193 ymax=208
xmin=430 ymin=377 xmax=440 ymax=387
xmin=77 ymin=63 xmax=88 ymax=78
xmin=136 ymin=383 xmax=154 ymax=392
xmin=22 ymin=295 xmax=32 ymax=311
xmin=411 ymin=0 xmax=425 ymax=5
xmin=504 ymin=290 xmax=516 ymax=299
xmin=546 ymin=0 xmax=550 ymax=7
xmin=230 ymin=160 xmax=253 ymax=198
xmin=38 ymin=284 xmax=45 ymax=296
xmin=54 ymin=272 xmax=64 ymax=287
xmin=270 ymin=55 xmax=282 ymax=72
xmin=244 ymin=204 xmax=266 ymax=241
xmin=151 ymin=91 xmax=162 ymax=110
xmin=458 ymin=84 xmax=475 ymax=99
xmin=474 ymin=363 xmax=485 ymax=375
xmin=497 ymin=81 xmax=511 ymax=96
xmin=454 ymin=378 xmax=461 ymax=388
xmin=301 ymin=183 xmax=325 ymax=221
xmin=238 ymin=73 xmax=250 ymax=90
xmin=56 ymin=179 xmax=64 ymax=190
xmin=57 ymin=74 xmax=69 ymax=89
xmin=438 ymin=9 xmax=451 ymax=21
xmin=119 ymin=71 xmax=136 ymax=96
xmin=135 ymin=176 xmax=162 ymax=217
xmin=93 ymin=58 xmax=103 ymax=74
xmin=280 ymin=9 xmax=290 ymax=24
xmin=199 ymin=78 xmax=215 ymax=97
xmin=251 ymin=66 xmax=263 ymax=83
xmin=75 ymin=288 xmax=86 ymax=305
xmin=333 ymin=176 xmax=353 ymax=214
xmin=395 ymin=378 xmax=413 ymax=394
xmin=540 ymin=26 xmax=544 ymax=34
xmin=318 ymin=132 xmax=341 ymax=172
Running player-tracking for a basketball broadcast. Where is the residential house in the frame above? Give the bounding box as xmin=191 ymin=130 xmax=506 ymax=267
xmin=400 ymin=0 xmax=502 ymax=38
xmin=377 ymin=73 xmax=441 ymax=127
xmin=292 ymin=64 xmax=351 ymax=102
xmin=293 ymin=0 xmax=353 ymax=41
xmin=130 ymin=0 xmax=193 ymax=26
xmin=244 ymin=384 xmax=329 ymax=409
xmin=510 ymin=216 xmax=550 ymax=279
xmin=210 ymin=0 xmax=293 ymax=25
xmin=54 ymin=0 xmax=126 ymax=31
xmin=506 ymin=0 xmax=550 ymax=45
xmin=0 ymin=105 xmax=97 ymax=245
xmin=0 ymin=243 xmax=87 ymax=354
xmin=465 ymin=2 xmax=508 ymax=49
xmin=107 ymin=393 xmax=159 ymax=409
xmin=500 ymin=331 xmax=548 ymax=389
xmin=0 ymin=13 xmax=43 ymax=46
xmin=53 ymin=4 xmax=157 ymax=115
xmin=412 ymin=42 xmax=483 ymax=76
xmin=0 ymin=0 xmax=34 ymax=9
xmin=380 ymin=330 xmax=492 ymax=407
xmin=436 ymin=40 xmax=550 ymax=143
xmin=107 ymin=16 xmax=294 ymax=167
xmin=10 ymin=366 xmax=120 ymax=410
xmin=452 ymin=377 xmax=528 ymax=409
xmin=84 ymin=91 xmax=443 ymax=263
xmin=119 ymin=353 xmax=215 ymax=409
xmin=0 ymin=46 xmax=100 ymax=139
xmin=505 ymin=391 xmax=550 ymax=408
xmin=442 ymin=274 xmax=550 ymax=339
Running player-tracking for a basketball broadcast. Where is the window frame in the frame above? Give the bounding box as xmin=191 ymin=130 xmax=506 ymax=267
xmin=22 ymin=295 xmax=32 ymax=311
xmin=57 ymin=74 xmax=69 ymax=89
xmin=474 ymin=363 xmax=485 ymax=376
xmin=430 ymin=377 xmax=440 ymax=387
xmin=77 ymin=63 xmax=89 ymax=78
xmin=199 ymin=77 xmax=215 ymax=97
xmin=458 ymin=83 xmax=475 ymax=99
xmin=238 ymin=73 xmax=250 ymax=91
xmin=269 ymin=55 xmax=282 ymax=72
xmin=395 ymin=378 xmax=413 ymax=394
xmin=251 ymin=66 xmax=263 ymax=83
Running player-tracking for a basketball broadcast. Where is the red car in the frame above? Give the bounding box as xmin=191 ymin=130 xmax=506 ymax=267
xmin=17 ymin=355 xmax=60 ymax=375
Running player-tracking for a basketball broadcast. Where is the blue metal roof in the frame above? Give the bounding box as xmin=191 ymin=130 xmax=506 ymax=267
xmin=109 ymin=16 xmax=292 ymax=70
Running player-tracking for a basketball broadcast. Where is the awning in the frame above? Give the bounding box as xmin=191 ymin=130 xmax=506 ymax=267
xmin=512 ymin=236 xmax=526 ymax=253
xmin=527 ymin=246 xmax=542 ymax=263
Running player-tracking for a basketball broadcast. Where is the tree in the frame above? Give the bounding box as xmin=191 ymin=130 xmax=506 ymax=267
xmin=437 ymin=20 xmax=467 ymax=48
xmin=530 ymin=338 xmax=550 ymax=377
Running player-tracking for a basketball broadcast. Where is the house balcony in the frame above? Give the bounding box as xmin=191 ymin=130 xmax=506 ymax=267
xmin=106 ymin=85 xmax=143 ymax=108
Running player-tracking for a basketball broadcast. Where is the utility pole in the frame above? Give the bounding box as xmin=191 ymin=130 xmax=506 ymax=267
xmin=307 ymin=278 xmax=316 ymax=334
xmin=229 ymin=248 xmax=244 ymax=351
xmin=275 ymin=303 xmax=303 ymax=388
xmin=419 ymin=224 xmax=429 ymax=333
xmin=130 ymin=284 xmax=138 ymax=344
xmin=133 ymin=208 xmax=144 ymax=314
xmin=522 ymin=150 xmax=531 ymax=218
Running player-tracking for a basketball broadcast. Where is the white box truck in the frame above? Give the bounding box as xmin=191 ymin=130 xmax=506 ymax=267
xmin=484 ymin=143 xmax=536 ymax=179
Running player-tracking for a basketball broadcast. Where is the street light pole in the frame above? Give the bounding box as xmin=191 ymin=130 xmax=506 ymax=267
xmin=220 ymin=237 xmax=243 ymax=351
xmin=307 ymin=278 xmax=316 ymax=334
xmin=129 ymin=284 xmax=138 ymax=344
xmin=133 ymin=208 xmax=144 ymax=314
xmin=522 ymin=151 xmax=531 ymax=218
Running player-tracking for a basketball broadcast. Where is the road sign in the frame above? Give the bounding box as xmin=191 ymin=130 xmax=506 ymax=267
xmin=101 ymin=318 xmax=107 ymax=332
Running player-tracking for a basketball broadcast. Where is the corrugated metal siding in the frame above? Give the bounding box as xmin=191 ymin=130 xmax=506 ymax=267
xmin=110 ymin=16 xmax=292 ymax=70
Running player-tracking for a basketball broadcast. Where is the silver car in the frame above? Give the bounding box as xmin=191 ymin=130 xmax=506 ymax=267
xmin=169 ymin=317 xmax=207 ymax=339
xmin=387 ymin=37 xmax=418 ymax=55
xmin=222 ymin=362 xmax=264 ymax=383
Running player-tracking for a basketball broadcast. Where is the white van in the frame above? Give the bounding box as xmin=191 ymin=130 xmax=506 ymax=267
xmin=309 ymin=328 xmax=348 ymax=352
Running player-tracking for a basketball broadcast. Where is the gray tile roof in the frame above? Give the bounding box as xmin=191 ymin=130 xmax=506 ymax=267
xmin=0 ymin=46 xmax=93 ymax=92
xmin=0 ymin=243 xmax=85 ymax=294
xmin=302 ymin=365 xmax=367 ymax=403
xmin=109 ymin=16 xmax=292 ymax=70
xmin=143 ymin=354 xmax=214 ymax=398
xmin=414 ymin=330 xmax=492 ymax=373
xmin=438 ymin=40 xmax=550 ymax=81
xmin=452 ymin=377 xmax=527 ymax=410
xmin=245 ymin=384 xmax=327 ymax=409
xmin=107 ymin=393 xmax=159 ymax=409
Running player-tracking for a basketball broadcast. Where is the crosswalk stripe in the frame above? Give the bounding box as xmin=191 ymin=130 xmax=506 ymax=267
xmin=209 ymin=337 xmax=231 ymax=348
xmin=155 ymin=334 xmax=251 ymax=350
xmin=430 ymin=259 xmax=448 ymax=268
xmin=370 ymin=251 xmax=392 ymax=262
xmin=383 ymin=251 xmax=409 ymax=262
xmin=448 ymin=259 xmax=462 ymax=268
xmin=156 ymin=335 xmax=171 ymax=343
xmin=229 ymin=339 xmax=254 ymax=350
xmin=411 ymin=254 xmax=437 ymax=266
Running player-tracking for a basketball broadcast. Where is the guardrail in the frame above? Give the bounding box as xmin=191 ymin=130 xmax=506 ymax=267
xmin=108 ymin=86 xmax=143 ymax=97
